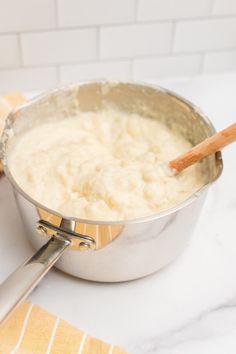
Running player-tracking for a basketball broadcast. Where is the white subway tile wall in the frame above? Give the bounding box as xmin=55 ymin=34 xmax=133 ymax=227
xmin=0 ymin=35 xmax=20 ymax=68
xmin=58 ymin=0 xmax=136 ymax=27
xmin=203 ymin=49 xmax=236 ymax=73
xmin=0 ymin=0 xmax=235 ymax=92
xmin=174 ymin=18 xmax=236 ymax=52
xmin=134 ymin=54 xmax=201 ymax=80
xmin=100 ymin=23 xmax=172 ymax=59
xmin=21 ymin=29 xmax=97 ymax=65
xmin=60 ymin=61 xmax=131 ymax=84
xmin=0 ymin=67 xmax=57 ymax=91
xmin=137 ymin=0 xmax=212 ymax=21
xmin=212 ymin=0 xmax=236 ymax=16
xmin=0 ymin=0 xmax=56 ymax=33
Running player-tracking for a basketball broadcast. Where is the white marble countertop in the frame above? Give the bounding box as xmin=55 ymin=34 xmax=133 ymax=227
xmin=0 ymin=72 xmax=235 ymax=354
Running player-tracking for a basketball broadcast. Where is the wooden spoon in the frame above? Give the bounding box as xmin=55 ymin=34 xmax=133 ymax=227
xmin=169 ymin=123 xmax=236 ymax=174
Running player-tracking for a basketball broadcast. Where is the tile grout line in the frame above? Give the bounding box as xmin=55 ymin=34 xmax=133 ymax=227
xmin=134 ymin=0 xmax=139 ymax=21
xmin=56 ymin=65 xmax=60 ymax=86
xmin=0 ymin=13 xmax=236 ymax=36
xmin=54 ymin=0 xmax=59 ymax=28
xmin=1 ymin=46 xmax=236 ymax=73
xmin=170 ymin=21 xmax=176 ymax=54
xmin=199 ymin=52 xmax=206 ymax=75
xmin=96 ymin=27 xmax=100 ymax=61
xmin=130 ymin=58 xmax=135 ymax=80
xmin=17 ymin=33 xmax=23 ymax=67
xmin=210 ymin=0 xmax=216 ymax=15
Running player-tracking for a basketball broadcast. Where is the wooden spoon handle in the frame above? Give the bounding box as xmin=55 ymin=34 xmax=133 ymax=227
xmin=169 ymin=123 xmax=236 ymax=174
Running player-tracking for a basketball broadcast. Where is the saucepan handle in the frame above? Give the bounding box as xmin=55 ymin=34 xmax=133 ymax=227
xmin=0 ymin=234 xmax=70 ymax=324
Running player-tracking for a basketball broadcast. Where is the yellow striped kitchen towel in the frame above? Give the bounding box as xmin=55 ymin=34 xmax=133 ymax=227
xmin=0 ymin=301 xmax=127 ymax=354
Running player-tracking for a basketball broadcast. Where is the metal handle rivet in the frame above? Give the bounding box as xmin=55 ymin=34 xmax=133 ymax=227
xmin=37 ymin=225 xmax=47 ymax=235
xmin=79 ymin=242 xmax=90 ymax=251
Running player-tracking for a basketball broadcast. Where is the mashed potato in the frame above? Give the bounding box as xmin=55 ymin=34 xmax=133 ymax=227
xmin=8 ymin=110 xmax=205 ymax=221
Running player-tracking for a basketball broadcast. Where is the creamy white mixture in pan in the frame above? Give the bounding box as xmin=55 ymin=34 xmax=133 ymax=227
xmin=8 ymin=110 xmax=205 ymax=221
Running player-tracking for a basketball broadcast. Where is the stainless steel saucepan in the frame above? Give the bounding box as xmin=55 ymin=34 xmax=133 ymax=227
xmin=0 ymin=81 xmax=223 ymax=324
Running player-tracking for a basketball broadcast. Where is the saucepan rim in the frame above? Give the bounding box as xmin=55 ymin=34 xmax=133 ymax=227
xmin=1 ymin=80 xmax=223 ymax=225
